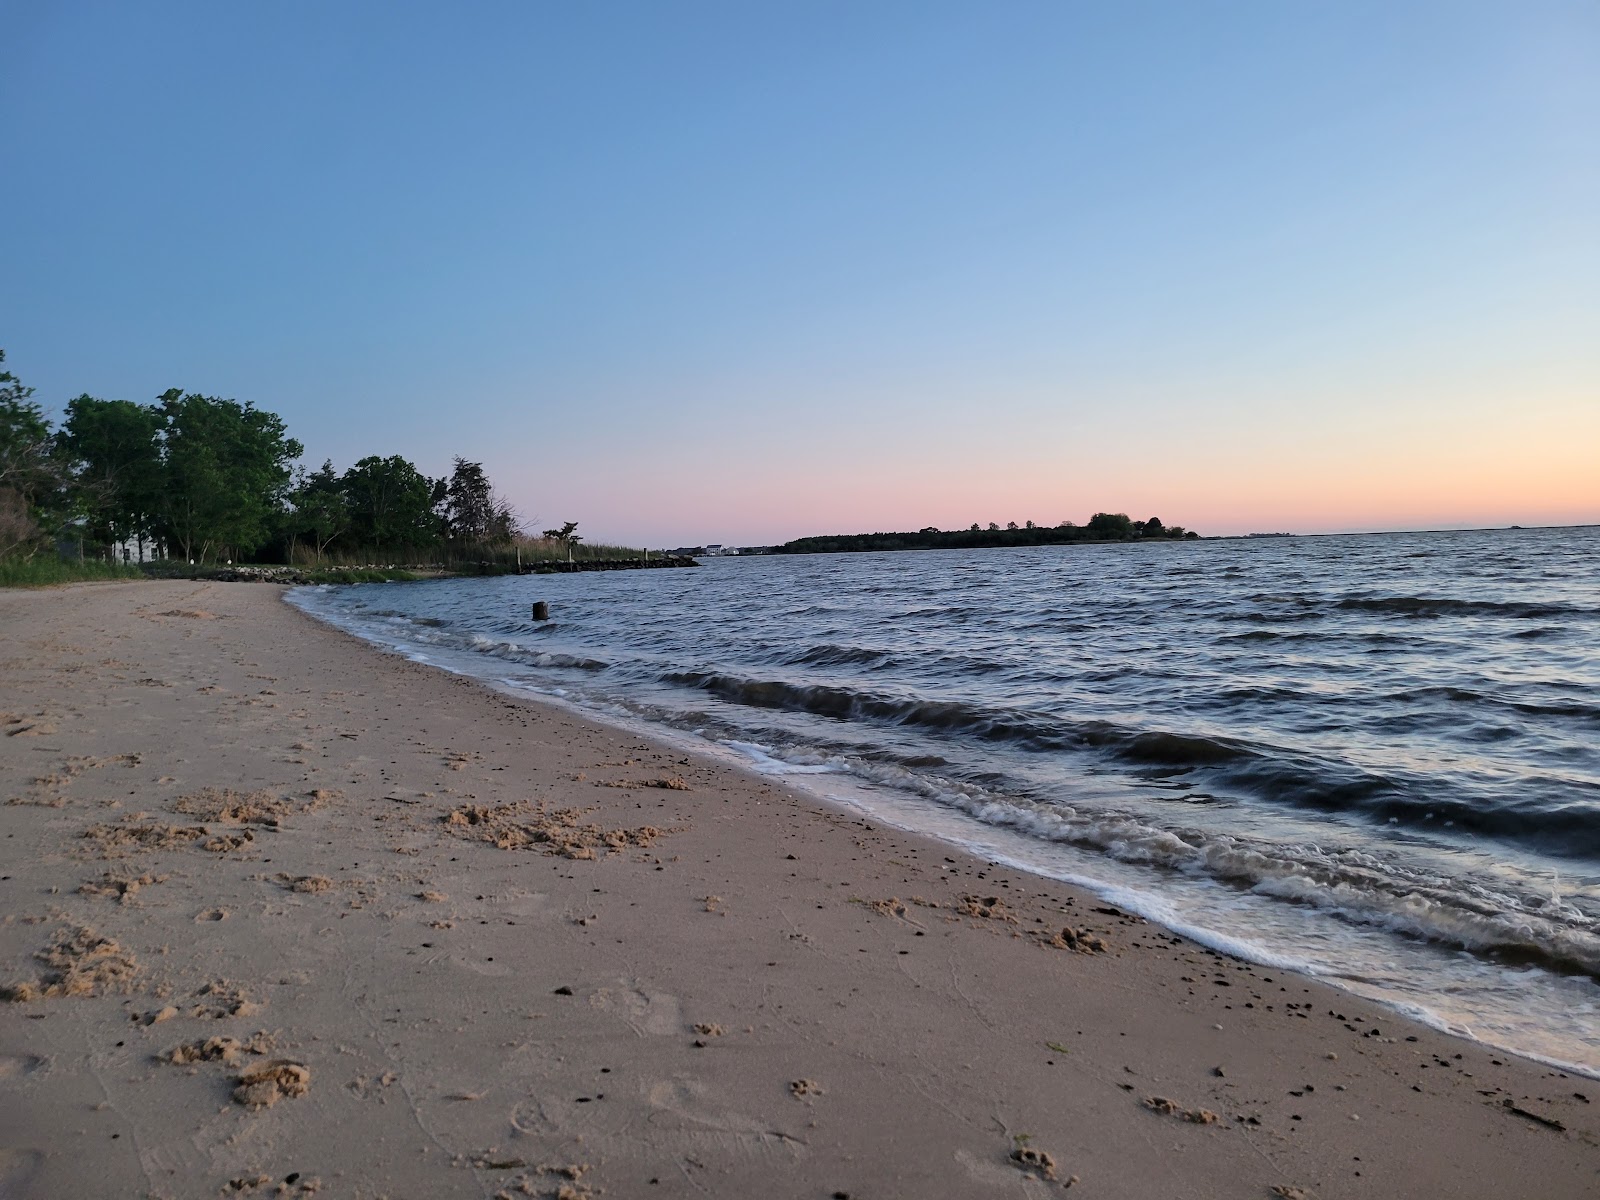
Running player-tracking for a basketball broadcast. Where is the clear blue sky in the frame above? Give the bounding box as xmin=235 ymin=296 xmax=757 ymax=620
xmin=4 ymin=1 xmax=1596 ymax=544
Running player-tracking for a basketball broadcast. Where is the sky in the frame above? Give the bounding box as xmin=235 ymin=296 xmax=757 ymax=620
xmin=3 ymin=1 xmax=1596 ymax=546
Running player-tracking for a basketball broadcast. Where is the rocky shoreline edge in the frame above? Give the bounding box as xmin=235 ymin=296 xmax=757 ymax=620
xmin=153 ymin=555 xmax=700 ymax=585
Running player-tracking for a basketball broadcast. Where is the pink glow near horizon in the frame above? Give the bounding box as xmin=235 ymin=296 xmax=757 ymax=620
xmin=509 ymin=399 xmax=1599 ymax=545
xmin=519 ymin=460 xmax=1600 ymax=548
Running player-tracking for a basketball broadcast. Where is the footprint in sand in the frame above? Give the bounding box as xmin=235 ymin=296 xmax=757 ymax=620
xmin=643 ymin=1077 xmax=808 ymax=1161
xmin=493 ymin=890 xmax=550 ymax=919
xmin=954 ymin=1148 xmax=1057 ymax=1190
xmin=5 ymin=719 xmax=58 ymax=738
xmin=509 ymin=1095 xmax=566 ymax=1137
xmin=0 ymin=1053 xmax=49 ymax=1080
xmin=588 ymin=985 xmax=683 ymax=1037
xmin=509 ymin=1090 xmax=629 ymax=1140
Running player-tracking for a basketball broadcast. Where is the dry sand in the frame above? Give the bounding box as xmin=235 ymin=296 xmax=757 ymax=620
xmin=1 ymin=579 xmax=1595 ymax=1199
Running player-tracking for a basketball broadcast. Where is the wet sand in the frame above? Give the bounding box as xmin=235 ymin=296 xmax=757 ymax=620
xmin=1 ymin=580 xmax=1595 ymax=1199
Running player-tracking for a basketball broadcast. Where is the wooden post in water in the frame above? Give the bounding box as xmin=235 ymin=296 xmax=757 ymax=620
xmin=531 ymin=601 xmax=549 ymax=621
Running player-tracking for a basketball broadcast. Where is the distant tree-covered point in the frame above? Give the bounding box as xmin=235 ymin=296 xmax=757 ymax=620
xmin=773 ymin=513 xmax=1198 ymax=555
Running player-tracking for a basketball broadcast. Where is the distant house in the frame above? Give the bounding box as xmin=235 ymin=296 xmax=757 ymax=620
xmin=660 ymin=543 xmax=767 ymax=558
xmin=54 ymin=529 xmax=165 ymax=564
xmin=668 ymin=544 xmax=739 ymax=557
xmin=112 ymin=536 xmax=164 ymax=563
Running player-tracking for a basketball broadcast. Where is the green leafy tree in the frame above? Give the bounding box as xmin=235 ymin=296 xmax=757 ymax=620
xmin=542 ymin=520 xmax=582 ymax=561
xmin=156 ymin=390 xmax=302 ymax=562
xmin=0 ymin=351 xmax=70 ymax=555
xmin=289 ymin=459 xmax=350 ymax=561
xmin=428 ymin=474 xmax=449 ymax=534
xmin=59 ymin=396 xmax=166 ymax=555
xmin=1086 ymin=512 xmax=1135 ymax=539
xmin=444 ymin=457 xmax=495 ymax=541
xmin=0 ymin=352 xmax=49 ymax=476
xmin=342 ymin=455 xmax=438 ymax=551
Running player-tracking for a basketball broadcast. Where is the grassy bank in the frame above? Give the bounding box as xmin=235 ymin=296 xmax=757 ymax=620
xmin=0 ymin=557 xmax=146 ymax=588
xmin=289 ymin=536 xmax=648 ymax=571
xmin=1 ymin=537 xmax=657 ymax=591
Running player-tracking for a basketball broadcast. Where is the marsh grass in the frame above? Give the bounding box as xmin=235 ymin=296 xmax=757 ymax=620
xmin=289 ymin=536 xmax=647 ymax=572
xmin=0 ymin=557 xmax=145 ymax=588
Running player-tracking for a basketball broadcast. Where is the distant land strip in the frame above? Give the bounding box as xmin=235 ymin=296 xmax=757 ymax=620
xmin=774 ymin=513 xmax=1197 ymax=555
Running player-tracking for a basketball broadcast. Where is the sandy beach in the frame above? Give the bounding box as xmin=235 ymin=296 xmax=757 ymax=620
xmin=1 ymin=579 xmax=1595 ymax=1200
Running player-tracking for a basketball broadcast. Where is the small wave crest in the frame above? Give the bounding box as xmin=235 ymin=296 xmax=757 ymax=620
xmin=1380 ymin=687 xmax=1600 ymax=727
xmin=662 ymin=670 xmax=1081 ymax=749
xmin=782 ymin=643 xmax=893 ymax=668
xmin=1337 ymin=595 xmax=1591 ymax=620
xmin=462 ymin=633 xmax=609 ymax=672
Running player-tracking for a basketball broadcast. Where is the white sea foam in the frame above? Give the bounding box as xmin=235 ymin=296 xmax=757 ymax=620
xmin=725 ymin=740 xmax=841 ymax=775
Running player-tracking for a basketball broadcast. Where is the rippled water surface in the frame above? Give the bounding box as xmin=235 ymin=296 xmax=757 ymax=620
xmin=289 ymin=526 xmax=1600 ymax=1072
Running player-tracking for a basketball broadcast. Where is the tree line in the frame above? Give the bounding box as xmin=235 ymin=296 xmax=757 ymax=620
xmin=774 ymin=513 xmax=1199 ymax=555
xmin=0 ymin=351 xmax=529 ymax=565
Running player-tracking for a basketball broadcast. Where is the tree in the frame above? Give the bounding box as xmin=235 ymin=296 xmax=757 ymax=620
xmin=1087 ymin=512 xmax=1135 ymax=539
xmin=0 ymin=351 xmax=49 ymax=483
xmin=542 ymin=520 xmax=582 ymax=561
xmin=156 ymin=390 xmax=302 ymax=561
xmin=342 ymin=455 xmax=437 ymax=551
xmin=59 ymin=396 xmax=165 ymax=556
xmin=444 ymin=457 xmax=495 ymax=541
xmin=487 ymin=492 xmax=520 ymax=542
xmin=288 ymin=460 xmax=349 ymax=561
xmin=0 ymin=486 xmax=33 ymax=560
xmin=0 ymin=350 xmax=69 ymax=555
xmin=1141 ymin=517 xmax=1165 ymax=537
